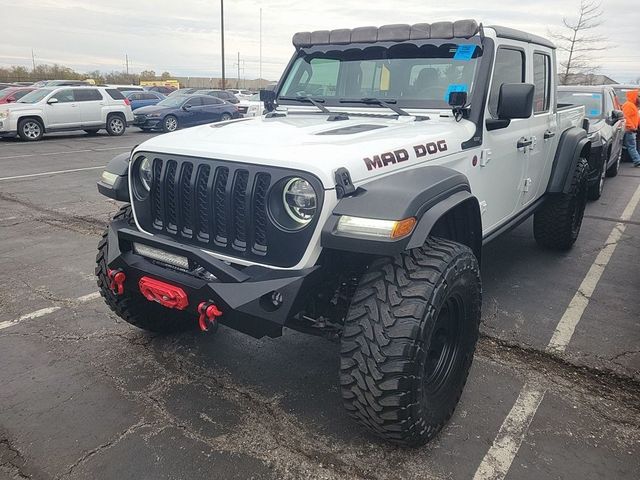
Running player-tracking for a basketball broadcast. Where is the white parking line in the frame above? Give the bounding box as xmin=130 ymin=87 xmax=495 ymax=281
xmin=473 ymin=182 xmax=640 ymax=480
xmin=0 ymin=165 xmax=106 ymax=181
xmin=0 ymin=145 xmax=134 ymax=160
xmin=0 ymin=292 xmax=102 ymax=330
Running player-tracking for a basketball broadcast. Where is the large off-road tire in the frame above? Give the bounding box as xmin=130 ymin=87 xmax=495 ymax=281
xmin=340 ymin=238 xmax=481 ymax=446
xmin=95 ymin=205 xmax=197 ymax=334
xmin=17 ymin=118 xmax=44 ymax=141
xmin=534 ymin=157 xmax=588 ymax=250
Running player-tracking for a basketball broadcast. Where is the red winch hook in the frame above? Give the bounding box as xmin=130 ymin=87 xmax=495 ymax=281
xmin=197 ymin=301 xmax=222 ymax=332
xmin=107 ymin=269 xmax=126 ymax=295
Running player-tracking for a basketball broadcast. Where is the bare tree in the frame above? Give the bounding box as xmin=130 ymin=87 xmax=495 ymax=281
xmin=550 ymin=0 xmax=609 ymax=85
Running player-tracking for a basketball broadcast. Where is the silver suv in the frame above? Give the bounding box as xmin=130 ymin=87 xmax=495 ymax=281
xmin=0 ymin=86 xmax=134 ymax=141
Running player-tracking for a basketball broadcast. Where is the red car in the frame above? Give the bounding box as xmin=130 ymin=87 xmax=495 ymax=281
xmin=0 ymin=87 xmax=36 ymax=104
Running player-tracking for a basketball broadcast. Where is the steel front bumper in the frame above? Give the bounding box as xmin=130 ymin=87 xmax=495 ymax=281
xmin=105 ymin=216 xmax=318 ymax=338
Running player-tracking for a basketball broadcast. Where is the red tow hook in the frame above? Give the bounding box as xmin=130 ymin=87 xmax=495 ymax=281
xmin=197 ymin=301 xmax=222 ymax=332
xmin=107 ymin=268 xmax=126 ymax=295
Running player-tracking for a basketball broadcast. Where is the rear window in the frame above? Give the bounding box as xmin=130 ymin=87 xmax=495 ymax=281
xmin=557 ymin=91 xmax=604 ymax=119
xmin=74 ymin=89 xmax=103 ymax=101
xmin=106 ymin=89 xmax=125 ymax=100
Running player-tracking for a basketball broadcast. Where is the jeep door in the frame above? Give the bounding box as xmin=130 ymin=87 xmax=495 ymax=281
xmin=74 ymin=88 xmax=105 ymax=127
xmin=478 ymin=45 xmax=530 ymax=231
xmin=46 ymin=88 xmax=80 ymax=129
xmin=524 ymin=49 xmax=556 ymax=205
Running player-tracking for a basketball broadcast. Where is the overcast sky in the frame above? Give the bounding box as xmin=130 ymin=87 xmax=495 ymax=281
xmin=1 ymin=0 xmax=637 ymax=82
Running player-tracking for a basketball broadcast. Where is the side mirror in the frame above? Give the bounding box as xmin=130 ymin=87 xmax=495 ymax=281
xmin=6 ymin=97 xmax=15 ymax=103
xmin=182 ymin=104 xmax=191 ymax=111
xmin=260 ymin=88 xmax=276 ymax=112
xmin=497 ymin=83 xmax=534 ymax=120
xmin=611 ymin=110 xmax=624 ymax=122
xmin=47 ymin=97 xmax=59 ymax=105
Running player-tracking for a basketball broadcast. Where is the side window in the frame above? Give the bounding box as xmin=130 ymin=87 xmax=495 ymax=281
xmin=13 ymin=90 xmax=31 ymax=101
xmin=51 ymin=89 xmax=75 ymax=103
xmin=141 ymin=93 xmax=156 ymax=100
xmin=533 ymin=53 xmax=551 ymax=113
xmin=605 ymin=91 xmax=614 ymax=113
xmin=74 ymin=89 xmax=103 ymax=101
xmin=488 ymin=48 xmax=525 ymax=117
xmin=202 ymin=96 xmax=223 ymax=105
xmin=185 ymin=97 xmax=203 ymax=107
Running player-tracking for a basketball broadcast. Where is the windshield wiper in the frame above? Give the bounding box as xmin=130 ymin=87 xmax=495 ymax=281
xmin=339 ymin=97 xmax=410 ymax=117
xmin=278 ymin=95 xmax=331 ymax=114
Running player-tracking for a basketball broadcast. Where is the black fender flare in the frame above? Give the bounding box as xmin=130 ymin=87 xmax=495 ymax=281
xmin=321 ymin=166 xmax=482 ymax=259
xmin=547 ymin=127 xmax=591 ymax=194
xmin=96 ymin=151 xmax=131 ymax=201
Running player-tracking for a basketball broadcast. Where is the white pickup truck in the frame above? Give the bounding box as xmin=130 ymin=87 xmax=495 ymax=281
xmin=95 ymin=20 xmax=589 ymax=446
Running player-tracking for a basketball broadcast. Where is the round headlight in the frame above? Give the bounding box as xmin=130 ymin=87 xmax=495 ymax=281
xmin=282 ymin=178 xmax=316 ymax=224
xmin=138 ymin=157 xmax=152 ymax=191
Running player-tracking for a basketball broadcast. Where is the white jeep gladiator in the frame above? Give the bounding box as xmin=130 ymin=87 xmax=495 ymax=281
xmin=96 ymin=20 xmax=589 ymax=446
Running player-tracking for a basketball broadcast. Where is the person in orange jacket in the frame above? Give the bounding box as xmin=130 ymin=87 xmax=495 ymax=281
xmin=622 ymin=89 xmax=640 ymax=166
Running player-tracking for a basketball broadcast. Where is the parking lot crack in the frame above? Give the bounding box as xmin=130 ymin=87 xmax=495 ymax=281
xmin=56 ymin=420 xmax=154 ymax=480
xmin=0 ymin=438 xmax=30 ymax=479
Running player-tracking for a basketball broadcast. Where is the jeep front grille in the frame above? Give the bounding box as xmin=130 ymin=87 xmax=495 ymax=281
xmin=132 ymin=153 xmax=323 ymax=267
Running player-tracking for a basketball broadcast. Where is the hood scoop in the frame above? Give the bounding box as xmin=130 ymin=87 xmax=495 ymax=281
xmin=316 ymin=124 xmax=387 ymax=136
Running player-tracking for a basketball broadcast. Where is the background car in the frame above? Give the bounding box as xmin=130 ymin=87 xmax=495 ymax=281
xmin=228 ymin=88 xmax=255 ymax=98
xmin=144 ymin=85 xmax=176 ymax=95
xmin=558 ymin=85 xmax=626 ymax=199
xmin=168 ymin=88 xmax=199 ymax=97
xmin=193 ymin=89 xmax=239 ymax=104
xmin=0 ymin=86 xmax=133 ymax=141
xmin=237 ymin=93 xmax=264 ymax=117
xmin=106 ymin=84 xmax=145 ymax=92
xmin=32 ymin=80 xmax=93 ymax=87
xmin=132 ymin=94 xmax=241 ymax=132
xmin=0 ymin=87 xmax=36 ymax=104
xmin=125 ymin=90 xmax=165 ymax=110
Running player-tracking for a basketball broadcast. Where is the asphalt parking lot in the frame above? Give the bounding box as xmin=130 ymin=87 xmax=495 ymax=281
xmin=0 ymin=131 xmax=638 ymax=480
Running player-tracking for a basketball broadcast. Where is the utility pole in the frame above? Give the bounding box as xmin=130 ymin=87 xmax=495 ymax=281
xmin=237 ymin=52 xmax=240 ymax=88
xmin=259 ymin=8 xmax=262 ymax=81
xmin=31 ymin=49 xmax=36 ymax=73
xmin=125 ymin=54 xmax=129 ymax=75
xmin=220 ymin=0 xmax=226 ymax=89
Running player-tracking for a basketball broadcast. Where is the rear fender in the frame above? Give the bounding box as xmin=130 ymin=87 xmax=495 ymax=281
xmin=547 ymin=127 xmax=591 ymax=194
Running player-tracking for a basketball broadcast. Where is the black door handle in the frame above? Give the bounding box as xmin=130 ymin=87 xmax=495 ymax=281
xmin=544 ymin=130 xmax=556 ymax=139
xmin=517 ymin=137 xmax=533 ymax=149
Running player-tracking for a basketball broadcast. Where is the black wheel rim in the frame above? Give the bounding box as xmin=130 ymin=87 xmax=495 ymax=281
xmin=422 ymin=294 xmax=465 ymax=397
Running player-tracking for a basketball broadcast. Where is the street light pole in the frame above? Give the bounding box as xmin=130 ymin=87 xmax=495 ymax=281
xmin=220 ymin=0 xmax=226 ymax=89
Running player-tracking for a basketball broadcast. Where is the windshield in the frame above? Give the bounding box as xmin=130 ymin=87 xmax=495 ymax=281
xmin=156 ymin=96 xmax=188 ymax=107
xmin=278 ymin=41 xmax=482 ymax=108
xmin=0 ymin=89 xmax=15 ymax=99
xmin=18 ymin=88 xmax=53 ymax=104
xmin=557 ymin=91 xmax=604 ymax=119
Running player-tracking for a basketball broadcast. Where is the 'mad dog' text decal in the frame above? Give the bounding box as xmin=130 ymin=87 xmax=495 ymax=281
xmin=363 ymin=140 xmax=448 ymax=171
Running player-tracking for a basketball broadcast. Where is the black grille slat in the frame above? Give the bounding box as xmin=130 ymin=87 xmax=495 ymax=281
xmin=164 ymin=160 xmax=178 ymax=233
xmin=151 ymin=158 xmax=163 ymax=228
xmin=194 ymin=165 xmax=211 ymax=240
xmin=179 ymin=163 xmax=194 ymax=236
xmin=232 ymin=170 xmax=249 ymax=251
xmin=214 ymin=167 xmax=229 ymax=245
xmin=253 ymin=173 xmax=270 ymax=253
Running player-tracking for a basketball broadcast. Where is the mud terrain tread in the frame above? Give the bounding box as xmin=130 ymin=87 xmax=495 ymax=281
xmin=533 ymin=157 xmax=588 ymax=250
xmin=95 ymin=204 xmax=195 ymax=333
xmin=339 ymin=238 xmax=481 ymax=446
